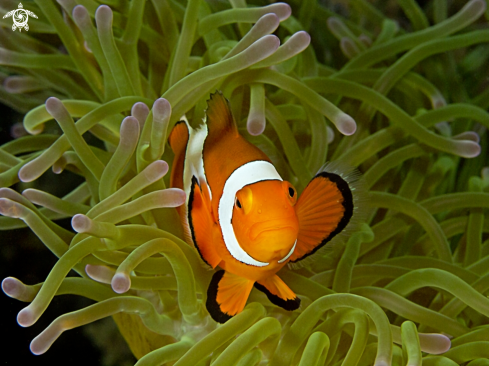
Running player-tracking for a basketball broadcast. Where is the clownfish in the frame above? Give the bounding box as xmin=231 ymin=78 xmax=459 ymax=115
xmin=169 ymin=92 xmax=362 ymax=323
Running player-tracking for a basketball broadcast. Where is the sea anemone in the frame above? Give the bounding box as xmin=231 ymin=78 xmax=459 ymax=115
xmin=1 ymin=0 xmax=489 ymax=365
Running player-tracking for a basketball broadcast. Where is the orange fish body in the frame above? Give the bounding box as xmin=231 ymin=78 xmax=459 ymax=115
xmin=169 ymin=92 xmax=360 ymax=322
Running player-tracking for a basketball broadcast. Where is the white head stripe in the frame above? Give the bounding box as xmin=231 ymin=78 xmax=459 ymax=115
xmin=219 ymin=160 xmax=282 ymax=267
xmin=278 ymin=240 xmax=296 ymax=263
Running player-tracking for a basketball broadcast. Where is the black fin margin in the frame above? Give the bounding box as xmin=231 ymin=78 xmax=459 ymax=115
xmin=187 ymin=175 xmax=212 ymax=268
xmin=204 ymin=90 xmax=237 ymax=135
xmin=207 ymin=90 xmax=228 ymax=110
xmin=206 ymin=270 xmax=233 ymax=323
xmin=254 ymin=283 xmax=301 ymax=311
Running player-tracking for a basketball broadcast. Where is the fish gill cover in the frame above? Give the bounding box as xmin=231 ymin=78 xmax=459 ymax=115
xmin=0 ymin=0 xmax=489 ymax=365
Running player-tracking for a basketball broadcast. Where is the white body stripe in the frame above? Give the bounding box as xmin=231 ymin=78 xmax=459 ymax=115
xmin=219 ymin=161 xmax=283 ymax=267
xmin=182 ymin=120 xmax=211 ymax=203
xmin=177 ymin=119 xmax=210 ymax=247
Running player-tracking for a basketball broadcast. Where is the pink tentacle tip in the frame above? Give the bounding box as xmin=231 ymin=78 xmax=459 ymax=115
xmin=433 ymin=97 xmax=446 ymax=109
xmin=52 ymin=157 xmax=67 ymax=175
xmin=359 ymin=34 xmax=372 ymax=47
xmin=131 ymin=102 xmax=149 ymax=127
xmin=164 ymin=188 xmax=186 ymax=207
xmin=144 ymin=160 xmax=169 ymax=181
xmin=247 ymin=118 xmax=266 ymax=136
xmin=0 ymin=187 xmax=15 ymax=197
xmin=72 ymin=5 xmax=90 ymax=24
xmin=121 ymin=115 xmax=139 ymax=129
xmin=111 ymin=272 xmax=131 ymax=294
xmin=30 ymin=328 xmax=59 ymax=355
xmin=95 ymin=5 xmax=113 ymax=27
xmin=30 ymin=337 xmax=46 ymax=356
xmin=294 ymin=31 xmax=311 ymax=47
xmin=273 ymin=3 xmax=292 ymax=21
xmin=17 ymin=306 xmax=36 ymax=327
xmin=44 ymin=97 xmax=64 ymax=117
xmin=120 ymin=116 xmax=140 ymax=144
xmin=340 ymin=37 xmax=359 ymax=59
xmin=455 ymin=140 xmax=481 ymax=158
xmin=466 ymin=0 xmax=487 ymax=17
xmin=253 ymin=35 xmax=281 ymax=56
xmin=326 ymin=17 xmax=342 ymax=31
xmin=153 ymin=98 xmax=172 ymax=120
xmin=419 ymin=333 xmax=451 ymax=354
xmin=335 ymin=113 xmax=357 ymax=136
xmin=453 ymin=131 xmax=480 ymax=143
xmin=0 ymin=198 xmax=19 ymax=218
xmin=0 ymin=197 xmax=11 ymax=215
xmin=85 ymin=264 xmax=115 ymax=284
xmin=71 ymin=213 xmax=91 ymax=233
xmin=3 ymin=76 xmax=24 ymax=94
xmin=2 ymin=277 xmax=24 ymax=298
xmin=10 ymin=122 xmax=28 ymax=138
xmin=18 ymin=162 xmax=37 ymax=182
xmin=22 ymin=188 xmax=37 ymax=201
xmin=256 ymin=13 xmax=280 ymax=33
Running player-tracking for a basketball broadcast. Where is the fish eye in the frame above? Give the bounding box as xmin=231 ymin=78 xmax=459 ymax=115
xmin=235 ymin=187 xmax=252 ymax=214
xmin=288 ymin=187 xmax=295 ymax=197
xmin=283 ymin=182 xmax=297 ymax=206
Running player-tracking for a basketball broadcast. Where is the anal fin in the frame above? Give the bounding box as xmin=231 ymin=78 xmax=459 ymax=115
xmin=254 ymin=275 xmax=300 ymax=311
xmin=206 ymin=270 xmax=254 ymax=323
xmin=188 ymin=176 xmax=221 ymax=268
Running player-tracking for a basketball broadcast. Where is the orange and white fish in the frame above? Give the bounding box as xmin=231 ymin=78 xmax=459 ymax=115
xmin=169 ymin=92 xmax=362 ymax=323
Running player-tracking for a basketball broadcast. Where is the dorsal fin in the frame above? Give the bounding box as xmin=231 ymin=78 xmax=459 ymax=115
xmin=205 ymin=91 xmax=238 ymax=146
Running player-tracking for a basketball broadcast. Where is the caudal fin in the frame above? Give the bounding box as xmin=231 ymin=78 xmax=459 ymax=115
xmin=168 ymin=121 xmax=189 ymax=190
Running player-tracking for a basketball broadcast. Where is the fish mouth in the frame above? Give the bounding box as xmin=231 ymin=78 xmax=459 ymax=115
xmin=249 ymin=219 xmax=296 ymax=241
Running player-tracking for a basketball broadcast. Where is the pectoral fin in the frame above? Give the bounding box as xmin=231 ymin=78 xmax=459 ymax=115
xmin=254 ymin=275 xmax=300 ymax=311
xmin=206 ymin=270 xmax=254 ymax=323
xmin=290 ymin=170 xmax=355 ymax=263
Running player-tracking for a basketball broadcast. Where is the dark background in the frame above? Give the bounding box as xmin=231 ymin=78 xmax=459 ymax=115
xmin=0 ymin=103 xmax=136 ymax=365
